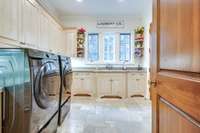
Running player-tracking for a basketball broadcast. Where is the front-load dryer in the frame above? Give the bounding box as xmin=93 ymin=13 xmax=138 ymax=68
xmin=28 ymin=49 xmax=60 ymax=133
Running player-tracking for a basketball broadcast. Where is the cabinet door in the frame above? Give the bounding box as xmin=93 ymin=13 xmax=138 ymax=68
xmin=112 ymin=77 xmax=125 ymax=98
xmin=137 ymin=74 xmax=147 ymax=91
xmin=0 ymin=0 xmax=21 ymax=41
xmin=39 ymin=12 xmax=49 ymax=51
xmin=72 ymin=77 xmax=82 ymax=95
xmin=128 ymin=73 xmax=141 ymax=97
xmin=64 ymin=30 xmax=77 ymax=57
xmin=23 ymin=0 xmax=39 ymax=47
xmin=82 ymin=77 xmax=95 ymax=95
xmin=97 ymin=76 xmax=112 ymax=96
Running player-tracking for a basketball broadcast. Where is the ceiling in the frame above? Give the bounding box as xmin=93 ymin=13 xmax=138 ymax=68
xmin=42 ymin=0 xmax=152 ymax=17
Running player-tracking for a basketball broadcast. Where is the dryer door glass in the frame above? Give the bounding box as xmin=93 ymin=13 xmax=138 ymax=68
xmin=34 ymin=61 xmax=60 ymax=109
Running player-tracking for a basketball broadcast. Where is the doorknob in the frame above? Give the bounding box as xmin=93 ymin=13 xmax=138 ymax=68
xmin=149 ymin=80 xmax=157 ymax=87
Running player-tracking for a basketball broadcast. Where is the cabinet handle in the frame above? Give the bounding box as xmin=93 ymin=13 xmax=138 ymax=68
xmin=20 ymin=42 xmax=25 ymax=45
xmin=136 ymin=79 xmax=140 ymax=81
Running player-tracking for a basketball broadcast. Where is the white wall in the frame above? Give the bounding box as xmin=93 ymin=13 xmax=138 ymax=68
xmin=60 ymin=15 xmax=152 ymax=68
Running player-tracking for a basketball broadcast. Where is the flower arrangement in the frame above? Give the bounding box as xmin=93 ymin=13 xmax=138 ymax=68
xmin=78 ymin=28 xmax=86 ymax=33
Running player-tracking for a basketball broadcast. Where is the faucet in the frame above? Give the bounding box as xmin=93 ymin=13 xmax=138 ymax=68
xmin=106 ymin=64 xmax=113 ymax=70
xmin=122 ymin=60 xmax=128 ymax=70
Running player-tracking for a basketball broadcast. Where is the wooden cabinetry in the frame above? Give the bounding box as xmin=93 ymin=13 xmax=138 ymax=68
xmin=64 ymin=29 xmax=77 ymax=57
xmin=96 ymin=73 xmax=126 ymax=98
xmin=72 ymin=71 xmax=147 ymax=99
xmin=39 ymin=11 xmax=49 ymax=51
xmin=0 ymin=0 xmax=67 ymax=56
xmin=0 ymin=0 xmax=22 ymax=41
xmin=23 ymin=0 xmax=39 ymax=48
xmin=72 ymin=72 xmax=95 ymax=96
xmin=127 ymin=73 xmax=147 ymax=98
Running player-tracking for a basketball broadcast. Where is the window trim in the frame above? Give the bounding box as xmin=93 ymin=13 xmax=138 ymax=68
xmin=103 ymin=32 xmax=116 ymax=63
xmin=86 ymin=33 xmax=100 ymax=63
xmin=119 ymin=33 xmax=132 ymax=62
xmin=85 ymin=32 xmax=135 ymax=65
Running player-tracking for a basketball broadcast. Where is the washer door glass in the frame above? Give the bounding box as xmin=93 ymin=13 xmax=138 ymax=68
xmin=34 ymin=61 xmax=60 ymax=109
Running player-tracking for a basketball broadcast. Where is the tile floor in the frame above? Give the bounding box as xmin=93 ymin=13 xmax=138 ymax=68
xmin=58 ymin=97 xmax=151 ymax=133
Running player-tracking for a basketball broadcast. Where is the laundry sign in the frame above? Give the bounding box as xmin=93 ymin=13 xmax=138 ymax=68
xmin=96 ymin=20 xmax=125 ymax=28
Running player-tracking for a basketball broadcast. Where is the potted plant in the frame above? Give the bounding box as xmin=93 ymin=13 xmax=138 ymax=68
xmin=135 ymin=26 xmax=144 ymax=39
xmin=77 ymin=28 xmax=86 ymax=57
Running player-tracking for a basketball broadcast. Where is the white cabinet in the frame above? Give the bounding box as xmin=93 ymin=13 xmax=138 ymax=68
xmin=112 ymin=76 xmax=126 ymax=97
xmin=64 ymin=29 xmax=77 ymax=57
xmin=72 ymin=72 xmax=95 ymax=96
xmin=96 ymin=75 xmax=112 ymax=96
xmin=0 ymin=0 xmax=22 ymax=41
xmin=39 ymin=11 xmax=49 ymax=51
xmin=23 ymin=0 xmax=39 ymax=48
xmin=72 ymin=71 xmax=147 ymax=99
xmin=96 ymin=73 xmax=126 ymax=98
xmin=0 ymin=0 xmax=66 ymax=55
xmin=127 ymin=73 xmax=147 ymax=98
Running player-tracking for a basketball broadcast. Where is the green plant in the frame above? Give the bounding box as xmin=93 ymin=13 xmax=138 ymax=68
xmin=135 ymin=26 xmax=144 ymax=34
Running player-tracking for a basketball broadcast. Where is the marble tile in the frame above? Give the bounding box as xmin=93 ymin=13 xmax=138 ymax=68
xmin=58 ymin=97 xmax=152 ymax=133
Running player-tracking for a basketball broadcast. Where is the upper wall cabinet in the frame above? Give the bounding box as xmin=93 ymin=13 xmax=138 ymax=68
xmin=64 ymin=29 xmax=77 ymax=57
xmin=23 ymin=0 xmax=39 ymax=48
xmin=0 ymin=0 xmax=22 ymax=41
xmin=0 ymin=0 xmax=67 ymax=56
xmin=39 ymin=11 xmax=49 ymax=51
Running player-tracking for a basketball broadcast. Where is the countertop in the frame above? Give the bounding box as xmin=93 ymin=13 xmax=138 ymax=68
xmin=72 ymin=67 xmax=147 ymax=73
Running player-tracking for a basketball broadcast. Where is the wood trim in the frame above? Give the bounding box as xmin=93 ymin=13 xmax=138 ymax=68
xmin=160 ymin=98 xmax=200 ymax=128
xmin=157 ymin=73 xmax=200 ymax=122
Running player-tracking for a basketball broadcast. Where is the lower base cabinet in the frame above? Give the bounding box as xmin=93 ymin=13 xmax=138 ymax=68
xmin=96 ymin=73 xmax=126 ymax=98
xmin=72 ymin=72 xmax=96 ymax=97
xmin=71 ymin=71 xmax=148 ymax=99
xmin=127 ymin=73 xmax=147 ymax=98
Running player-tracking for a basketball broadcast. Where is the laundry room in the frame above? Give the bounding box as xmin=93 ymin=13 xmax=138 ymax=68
xmin=0 ymin=0 xmax=199 ymax=133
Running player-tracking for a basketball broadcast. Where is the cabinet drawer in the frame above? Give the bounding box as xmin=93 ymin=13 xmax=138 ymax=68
xmin=73 ymin=72 xmax=93 ymax=77
xmin=128 ymin=73 xmax=147 ymax=78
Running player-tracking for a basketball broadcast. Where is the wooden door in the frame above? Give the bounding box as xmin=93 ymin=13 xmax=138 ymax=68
xmin=150 ymin=0 xmax=200 ymax=133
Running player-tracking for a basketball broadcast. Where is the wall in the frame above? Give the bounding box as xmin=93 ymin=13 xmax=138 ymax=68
xmin=60 ymin=15 xmax=152 ymax=68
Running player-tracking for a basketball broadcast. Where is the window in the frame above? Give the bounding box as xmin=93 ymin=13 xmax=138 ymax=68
xmin=104 ymin=33 xmax=115 ymax=62
xmin=119 ymin=33 xmax=131 ymax=62
xmin=87 ymin=33 xmax=99 ymax=62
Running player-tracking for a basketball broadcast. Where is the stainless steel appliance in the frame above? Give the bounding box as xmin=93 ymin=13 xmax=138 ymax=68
xmin=0 ymin=49 xmax=31 ymax=133
xmin=58 ymin=56 xmax=72 ymax=126
xmin=28 ymin=50 xmax=61 ymax=133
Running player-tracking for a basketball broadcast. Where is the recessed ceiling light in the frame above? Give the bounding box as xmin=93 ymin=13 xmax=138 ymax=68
xmin=76 ymin=0 xmax=83 ymax=2
xmin=118 ymin=0 xmax=125 ymax=2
